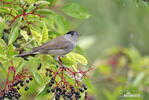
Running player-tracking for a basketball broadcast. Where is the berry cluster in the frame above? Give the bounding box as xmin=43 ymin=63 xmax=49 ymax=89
xmin=43 ymin=61 xmax=91 ymax=100
xmin=0 ymin=66 xmax=33 ymax=100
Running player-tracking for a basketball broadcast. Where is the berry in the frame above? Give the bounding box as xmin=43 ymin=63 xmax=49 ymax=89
xmin=51 ymin=88 xmax=55 ymax=93
xmin=29 ymin=77 xmax=33 ymax=81
xmin=47 ymin=89 xmax=50 ymax=93
xmin=79 ymin=88 xmax=84 ymax=92
xmin=49 ymin=83 xmax=53 ymax=87
xmin=25 ymin=87 xmax=29 ymax=91
xmin=37 ymin=64 xmax=42 ymax=70
xmin=20 ymin=83 xmax=24 ymax=87
xmin=26 ymin=80 xmax=29 ymax=83
xmin=49 ymin=73 xmax=52 ymax=77
xmin=17 ymin=86 xmax=20 ymax=90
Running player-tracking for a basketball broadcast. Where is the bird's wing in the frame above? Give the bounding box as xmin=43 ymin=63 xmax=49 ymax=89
xmin=32 ymin=36 xmax=72 ymax=52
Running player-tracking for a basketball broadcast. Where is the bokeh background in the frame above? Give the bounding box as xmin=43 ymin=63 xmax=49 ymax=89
xmin=67 ymin=0 xmax=149 ymax=100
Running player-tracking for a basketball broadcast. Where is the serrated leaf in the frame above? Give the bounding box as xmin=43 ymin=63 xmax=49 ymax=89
xmin=32 ymin=71 xmax=44 ymax=85
xmin=55 ymin=15 xmax=69 ymax=34
xmin=42 ymin=23 xmax=48 ymax=43
xmin=36 ymin=83 xmax=49 ymax=98
xmin=8 ymin=25 xmax=19 ymax=44
xmin=30 ymin=29 xmax=42 ymax=45
xmin=6 ymin=43 xmax=16 ymax=58
xmin=71 ymin=52 xmax=88 ymax=65
xmin=20 ymin=30 xmax=29 ymax=41
xmin=0 ymin=7 xmax=10 ymax=13
xmin=0 ymin=18 xmax=5 ymax=38
xmin=62 ymin=3 xmax=91 ymax=19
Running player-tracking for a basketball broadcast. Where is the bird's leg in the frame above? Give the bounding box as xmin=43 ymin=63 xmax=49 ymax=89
xmin=58 ymin=57 xmax=68 ymax=69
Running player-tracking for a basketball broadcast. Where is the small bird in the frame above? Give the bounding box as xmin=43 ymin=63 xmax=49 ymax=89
xmin=16 ymin=31 xmax=80 ymax=58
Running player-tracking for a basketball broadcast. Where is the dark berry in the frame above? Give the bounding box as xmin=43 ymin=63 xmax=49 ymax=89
xmin=47 ymin=89 xmax=50 ymax=93
xmin=25 ymin=87 xmax=29 ymax=91
xmin=49 ymin=73 xmax=52 ymax=77
xmin=51 ymin=89 xmax=55 ymax=93
xmin=62 ymin=85 xmax=65 ymax=88
xmin=29 ymin=77 xmax=33 ymax=81
xmin=17 ymin=86 xmax=20 ymax=90
xmin=46 ymin=68 xmax=50 ymax=71
xmin=26 ymin=80 xmax=29 ymax=83
xmin=83 ymin=84 xmax=87 ymax=90
xmin=37 ymin=64 xmax=42 ymax=70
xmin=50 ymin=79 xmax=54 ymax=84
xmin=49 ymin=83 xmax=53 ymax=87
xmin=33 ymin=3 xmax=36 ymax=6
xmin=20 ymin=83 xmax=24 ymax=87
xmin=79 ymin=88 xmax=84 ymax=92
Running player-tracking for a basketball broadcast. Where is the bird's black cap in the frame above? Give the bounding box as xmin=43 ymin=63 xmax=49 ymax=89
xmin=66 ymin=31 xmax=80 ymax=36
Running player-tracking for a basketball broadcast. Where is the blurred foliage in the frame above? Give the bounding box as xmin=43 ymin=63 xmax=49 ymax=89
xmin=0 ymin=0 xmax=94 ymax=100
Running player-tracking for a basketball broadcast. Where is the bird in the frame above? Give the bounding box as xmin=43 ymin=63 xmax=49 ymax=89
xmin=16 ymin=31 xmax=80 ymax=59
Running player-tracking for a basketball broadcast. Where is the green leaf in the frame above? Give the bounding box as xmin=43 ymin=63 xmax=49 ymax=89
xmin=36 ymin=9 xmax=55 ymax=15
xmin=8 ymin=25 xmax=19 ymax=44
xmin=0 ymin=54 xmax=7 ymax=62
xmin=0 ymin=17 xmax=5 ymax=38
xmin=32 ymin=71 xmax=44 ymax=85
xmin=36 ymin=83 xmax=49 ymax=98
xmin=0 ymin=39 xmax=7 ymax=55
xmin=0 ymin=7 xmax=10 ymax=14
xmin=42 ymin=23 xmax=48 ymax=43
xmin=71 ymin=52 xmax=88 ymax=65
xmin=36 ymin=1 xmax=50 ymax=8
xmin=61 ymin=53 xmax=76 ymax=66
xmin=20 ymin=30 xmax=29 ymax=41
xmin=16 ymin=62 xmax=25 ymax=74
xmin=133 ymin=72 xmax=145 ymax=87
xmin=55 ymin=15 xmax=69 ymax=34
xmin=6 ymin=43 xmax=16 ymax=58
xmin=62 ymin=3 xmax=91 ymax=19
xmin=30 ymin=29 xmax=42 ymax=45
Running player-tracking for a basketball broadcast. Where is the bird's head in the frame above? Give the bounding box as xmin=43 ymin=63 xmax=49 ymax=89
xmin=65 ymin=31 xmax=80 ymax=42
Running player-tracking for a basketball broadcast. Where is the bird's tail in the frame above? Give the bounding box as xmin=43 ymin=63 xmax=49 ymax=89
xmin=16 ymin=51 xmax=36 ymax=57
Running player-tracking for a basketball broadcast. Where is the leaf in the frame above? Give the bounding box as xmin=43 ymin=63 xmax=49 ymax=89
xmin=0 ymin=54 xmax=7 ymax=62
xmin=55 ymin=15 xmax=69 ymax=34
xmin=36 ymin=9 xmax=55 ymax=15
xmin=42 ymin=23 xmax=48 ymax=43
xmin=133 ymin=72 xmax=145 ymax=87
xmin=36 ymin=1 xmax=50 ymax=8
xmin=0 ymin=17 xmax=5 ymax=38
xmin=62 ymin=3 xmax=91 ymax=19
xmin=6 ymin=43 xmax=16 ymax=58
xmin=8 ymin=25 xmax=19 ymax=44
xmin=20 ymin=30 xmax=29 ymax=41
xmin=40 ymin=55 xmax=48 ymax=66
xmin=36 ymin=83 xmax=49 ymax=98
xmin=16 ymin=62 xmax=25 ymax=74
xmin=61 ymin=53 xmax=76 ymax=66
xmin=32 ymin=71 xmax=44 ymax=85
xmin=83 ymin=77 xmax=96 ymax=94
xmin=0 ymin=7 xmax=10 ymax=14
xmin=0 ymin=39 xmax=7 ymax=55
xmin=30 ymin=29 xmax=42 ymax=45
xmin=71 ymin=52 xmax=88 ymax=65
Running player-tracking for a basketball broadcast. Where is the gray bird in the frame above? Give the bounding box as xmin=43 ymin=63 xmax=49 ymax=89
xmin=16 ymin=31 xmax=80 ymax=58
